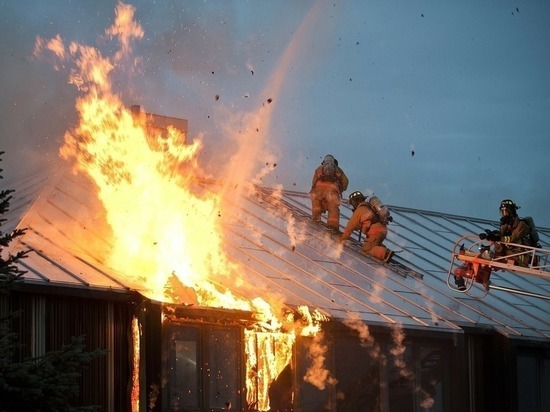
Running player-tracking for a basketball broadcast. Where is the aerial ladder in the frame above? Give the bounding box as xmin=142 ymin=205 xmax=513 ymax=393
xmin=447 ymin=234 xmax=550 ymax=300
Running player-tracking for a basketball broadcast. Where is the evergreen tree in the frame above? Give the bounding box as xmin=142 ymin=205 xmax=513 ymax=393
xmin=0 ymin=152 xmax=27 ymax=292
xmin=0 ymin=152 xmax=106 ymax=412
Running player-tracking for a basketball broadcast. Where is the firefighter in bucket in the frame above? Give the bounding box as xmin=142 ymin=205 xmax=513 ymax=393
xmin=453 ymin=199 xmax=533 ymax=291
xmin=482 ymin=199 xmax=534 ymax=265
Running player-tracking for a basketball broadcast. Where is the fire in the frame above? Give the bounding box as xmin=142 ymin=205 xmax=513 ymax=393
xmin=33 ymin=0 xmax=332 ymax=321
xmin=33 ymin=0 xmax=333 ymax=324
xmin=130 ymin=316 xmax=140 ymax=412
xmin=60 ymin=93 xmax=316 ymax=319
xmin=61 ymin=94 xmax=247 ymax=307
xmin=34 ymin=2 xmax=246 ymax=308
xmin=34 ymin=2 xmax=337 ymax=409
xmin=245 ymin=331 xmax=295 ymax=411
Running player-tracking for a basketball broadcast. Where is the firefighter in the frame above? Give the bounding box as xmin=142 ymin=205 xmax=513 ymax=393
xmin=338 ymin=191 xmax=394 ymax=262
xmin=310 ymin=154 xmax=349 ymax=234
xmin=482 ymin=199 xmax=531 ymax=265
xmin=454 ymin=199 xmax=532 ymax=291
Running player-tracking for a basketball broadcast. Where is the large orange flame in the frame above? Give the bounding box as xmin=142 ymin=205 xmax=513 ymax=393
xmin=34 ymin=3 xmax=338 ymax=408
xmin=35 ymin=2 xmax=246 ymax=308
xmin=61 ymin=93 xmax=247 ymax=306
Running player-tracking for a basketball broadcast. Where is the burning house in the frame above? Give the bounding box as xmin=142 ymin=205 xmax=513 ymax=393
xmin=3 ymin=102 xmax=550 ymax=411
xmin=3 ymin=3 xmax=549 ymax=411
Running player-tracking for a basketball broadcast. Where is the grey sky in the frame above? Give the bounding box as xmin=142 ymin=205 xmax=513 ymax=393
xmin=1 ymin=1 xmax=549 ymax=226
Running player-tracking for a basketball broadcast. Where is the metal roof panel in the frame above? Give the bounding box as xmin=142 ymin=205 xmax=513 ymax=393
xmin=5 ymin=172 xmax=550 ymax=340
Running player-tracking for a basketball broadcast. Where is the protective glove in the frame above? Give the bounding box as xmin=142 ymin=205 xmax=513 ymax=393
xmin=487 ymin=230 xmax=501 ymax=241
xmin=479 ymin=229 xmax=500 ymax=242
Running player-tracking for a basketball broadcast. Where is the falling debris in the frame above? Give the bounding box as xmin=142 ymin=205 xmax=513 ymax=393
xmin=215 ymin=94 xmax=220 ymax=101
xmin=267 ymin=98 xmax=273 ymax=104
xmin=411 ymin=150 xmax=415 ymax=157
xmin=251 ymin=70 xmax=254 ymax=75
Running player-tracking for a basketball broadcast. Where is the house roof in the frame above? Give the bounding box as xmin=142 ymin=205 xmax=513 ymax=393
xmin=5 ymin=170 xmax=550 ymax=341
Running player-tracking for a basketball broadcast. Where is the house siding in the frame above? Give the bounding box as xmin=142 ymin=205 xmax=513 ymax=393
xmin=3 ymin=291 xmax=550 ymax=411
xmin=4 ymin=290 xmax=137 ymax=412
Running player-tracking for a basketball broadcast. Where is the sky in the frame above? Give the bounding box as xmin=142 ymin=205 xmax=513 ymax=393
xmin=1 ymin=0 xmax=549 ymax=227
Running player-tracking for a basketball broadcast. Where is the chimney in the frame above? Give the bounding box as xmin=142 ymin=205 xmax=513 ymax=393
xmin=130 ymin=105 xmax=188 ymax=143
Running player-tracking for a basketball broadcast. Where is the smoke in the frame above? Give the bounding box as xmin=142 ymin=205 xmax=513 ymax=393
xmin=389 ymin=324 xmax=412 ymax=380
xmin=295 ymin=306 xmax=338 ymax=391
xmin=262 ymin=186 xmax=307 ymax=251
xmin=344 ymin=315 xmax=430 ymax=407
xmin=343 ymin=313 xmax=381 ymax=359
xmin=302 ymin=331 xmax=337 ymax=390
xmin=420 ymin=393 xmax=435 ymax=409
xmin=301 ymin=291 xmax=414 ymax=393
xmin=412 ymin=281 xmax=441 ymax=326
xmin=216 ymin=103 xmax=279 ymax=201
xmin=211 ymin=1 xmax=330 ymax=203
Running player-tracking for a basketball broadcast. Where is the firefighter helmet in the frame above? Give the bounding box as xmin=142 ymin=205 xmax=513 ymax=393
xmin=322 ymin=154 xmax=335 ymax=165
xmin=500 ymin=199 xmax=519 ymax=217
xmin=348 ymin=191 xmax=366 ymax=210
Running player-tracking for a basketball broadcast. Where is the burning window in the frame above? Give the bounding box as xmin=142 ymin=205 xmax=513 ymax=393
xmin=164 ymin=323 xmax=296 ymax=412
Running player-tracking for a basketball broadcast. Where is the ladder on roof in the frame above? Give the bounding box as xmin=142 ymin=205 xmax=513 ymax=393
xmin=253 ymin=186 xmax=422 ymax=279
